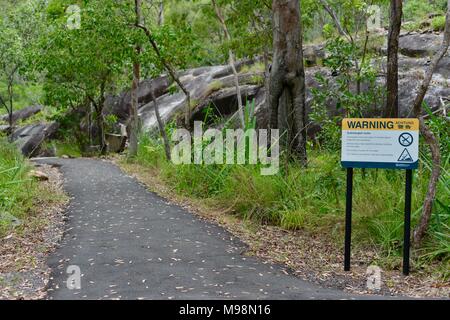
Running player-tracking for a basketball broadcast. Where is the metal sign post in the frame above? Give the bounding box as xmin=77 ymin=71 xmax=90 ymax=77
xmin=403 ymin=169 xmax=413 ymax=275
xmin=341 ymin=118 xmax=419 ymax=276
xmin=344 ymin=168 xmax=353 ymax=272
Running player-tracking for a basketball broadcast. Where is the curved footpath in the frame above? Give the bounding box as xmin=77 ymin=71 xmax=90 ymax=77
xmin=35 ymin=158 xmax=384 ymax=300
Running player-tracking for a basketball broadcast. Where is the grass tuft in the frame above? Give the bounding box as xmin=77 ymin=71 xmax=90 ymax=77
xmin=0 ymin=139 xmax=34 ymax=235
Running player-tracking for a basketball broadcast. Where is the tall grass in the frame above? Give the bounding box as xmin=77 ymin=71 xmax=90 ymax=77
xmin=0 ymin=138 xmax=35 ymax=235
xmin=134 ymin=133 xmax=449 ymax=277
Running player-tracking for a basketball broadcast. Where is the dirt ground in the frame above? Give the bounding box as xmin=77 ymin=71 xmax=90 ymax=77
xmin=0 ymin=164 xmax=68 ymax=300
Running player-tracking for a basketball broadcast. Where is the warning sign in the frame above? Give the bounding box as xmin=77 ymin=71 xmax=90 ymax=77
xmin=341 ymin=118 xmax=419 ymax=169
xmin=398 ymin=148 xmax=414 ymax=162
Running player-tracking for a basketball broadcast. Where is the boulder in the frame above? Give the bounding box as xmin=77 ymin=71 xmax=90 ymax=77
xmin=10 ymin=122 xmax=59 ymax=158
xmin=137 ymin=60 xmax=449 ymax=134
xmin=297 ymin=33 xmax=448 ymax=62
xmin=0 ymin=212 xmax=22 ymax=228
xmin=303 ymin=44 xmax=325 ymax=67
xmin=104 ymin=75 xmax=171 ymax=122
xmin=240 ymin=60 xmax=450 ymax=129
xmin=138 ymin=65 xmax=234 ymax=130
xmin=435 ymin=56 xmax=450 ymax=78
xmin=399 ymin=33 xmax=443 ymax=57
xmin=1 ymin=105 xmax=43 ymax=124
xmin=190 ymin=85 xmax=264 ymax=125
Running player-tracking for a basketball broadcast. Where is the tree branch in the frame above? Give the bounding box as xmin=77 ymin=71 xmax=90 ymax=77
xmin=211 ymin=0 xmax=245 ymax=128
xmin=318 ymin=0 xmax=351 ymax=41
xmin=136 ymin=23 xmax=192 ymax=129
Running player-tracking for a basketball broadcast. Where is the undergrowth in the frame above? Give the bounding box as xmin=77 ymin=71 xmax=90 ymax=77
xmin=0 ymin=138 xmax=35 ymax=235
xmin=131 ymin=131 xmax=449 ymax=279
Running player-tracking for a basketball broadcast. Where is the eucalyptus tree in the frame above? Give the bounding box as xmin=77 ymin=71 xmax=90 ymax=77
xmin=129 ymin=0 xmax=143 ymax=158
xmin=0 ymin=0 xmax=46 ymax=130
xmin=34 ymin=0 xmax=135 ymax=154
xmin=270 ymin=0 xmax=307 ymax=165
xmin=0 ymin=18 xmax=23 ymax=129
xmin=385 ymin=0 xmax=402 ymax=118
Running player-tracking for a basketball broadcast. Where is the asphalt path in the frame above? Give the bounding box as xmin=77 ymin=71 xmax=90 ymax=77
xmin=37 ymin=158 xmax=380 ymax=300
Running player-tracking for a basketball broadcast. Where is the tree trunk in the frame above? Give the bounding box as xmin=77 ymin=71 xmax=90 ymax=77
xmin=384 ymin=0 xmax=402 ymax=118
xmin=129 ymin=0 xmax=143 ymax=158
xmin=318 ymin=0 xmax=350 ymax=40
xmin=263 ymin=47 xmax=271 ymax=125
xmin=414 ymin=118 xmax=441 ymax=245
xmin=129 ymin=59 xmax=140 ymax=157
xmin=158 ymin=1 xmax=164 ymax=26
xmin=6 ymin=81 xmax=14 ymax=129
xmin=95 ymin=105 xmax=106 ymax=155
xmin=269 ymin=0 xmax=307 ymax=165
xmin=94 ymin=81 xmax=107 ymax=155
xmin=7 ymin=107 xmax=13 ymax=130
xmin=412 ymin=0 xmax=450 ymax=246
xmin=212 ymin=0 xmax=245 ymax=128
xmin=151 ymin=89 xmax=171 ymax=161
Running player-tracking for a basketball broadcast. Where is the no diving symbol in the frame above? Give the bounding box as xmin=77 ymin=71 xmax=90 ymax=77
xmin=399 ymin=133 xmax=413 ymax=147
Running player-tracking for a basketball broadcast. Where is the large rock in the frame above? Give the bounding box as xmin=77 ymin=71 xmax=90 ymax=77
xmin=1 ymin=105 xmax=43 ymax=124
xmin=105 ymin=59 xmax=262 ymax=128
xmin=247 ymin=60 xmax=449 ymax=129
xmin=399 ymin=33 xmax=443 ymax=57
xmin=10 ymin=123 xmax=59 ymax=157
xmin=136 ymin=60 xmax=449 ymax=133
xmin=104 ymin=75 xmax=171 ymax=122
xmin=385 ymin=55 xmax=450 ymax=116
xmin=138 ymin=65 xmax=235 ymax=130
xmin=303 ymin=44 xmax=325 ymax=67
xmin=190 ymin=85 xmax=264 ymax=124
xmin=303 ymin=33 xmax=446 ymax=62
xmin=104 ymin=32 xmax=449 ymax=135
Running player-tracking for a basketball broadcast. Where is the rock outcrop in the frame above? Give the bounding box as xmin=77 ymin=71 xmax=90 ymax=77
xmin=1 ymin=105 xmax=43 ymax=124
xmin=104 ymin=63 xmax=266 ymax=132
xmin=399 ymin=33 xmax=443 ymax=57
xmin=9 ymin=123 xmax=59 ymax=157
xmin=104 ymin=76 xmax=171 ymax=122
xmin=117 ymin=59 xmax=448 ymax=134
xmin=103 ymin=33 xmax=448 ymax=135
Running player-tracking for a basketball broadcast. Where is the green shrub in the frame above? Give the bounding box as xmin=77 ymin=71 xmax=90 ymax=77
xmin=0 ymin=139 xmax=35 ymax=235
xmin=403 ymin=0 xmax=447 ymax=23
xmin=431 ymin=15 xmax=446 ymax=31
xmin=403 ymin=0 xmax=436 ymax=21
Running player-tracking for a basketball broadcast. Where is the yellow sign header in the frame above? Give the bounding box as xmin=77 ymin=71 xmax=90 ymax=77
xmin=342 ymin=118 xmax=419 ymax=131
